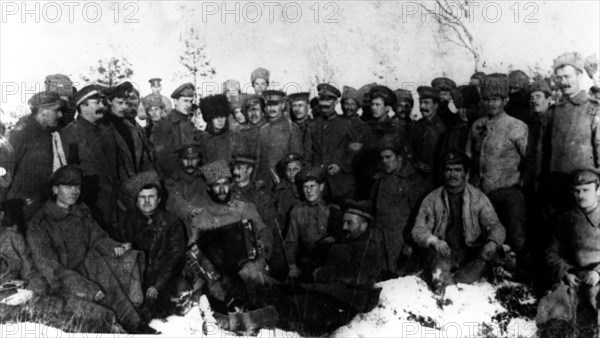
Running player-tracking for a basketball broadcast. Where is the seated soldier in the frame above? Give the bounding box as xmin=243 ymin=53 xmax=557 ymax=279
xmin=186 ymin=159 xmax=273 ymax=308
xmin=0 ymin=199 xmax=49 ymax=295
xmin=285 ymin=167 xmax=342 ymax=281
xmin=411 ymin=151 xmax=506 ymax=293
xmin=27 ymin=165 xmax=156 ymax=334
xmin=536 ymin=169 xmax=600 ymax=336
xmin=117 ymin=171 xmax=187 ymax=318
xmin=313 ymin=200 xmax=383 ymax=286
xmin=272 ymin=152 xmax=304 ymax=227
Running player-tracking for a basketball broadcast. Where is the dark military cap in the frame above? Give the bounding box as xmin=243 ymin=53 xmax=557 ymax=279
xmin=149 ymin=78 xmax=162 ymax=87
xmin=394 ymin=89 xmax=414 ymax=106
xmin=453 ymin=85 xmax=480 ymax=109
xmin=431 ymin=77 xmax=457 ymax=91
xmin=232 ymin=154 xmax=256 ymax=166
xmin=357 ymin=83 xmax=378 ymax=104
xmin=508 ymin=70 xmax=530 ymax=89
xmin=417 ymin=86 xmax=441 ymax=100
xmin=28 ymin=91 xmax=62 ymax=109
xmin=200 ymin=94 xmax=230 ymax=121
xmin=370 ymin=85 xmax=397 ymax=107
xmin=528 ymin=80 xmax=552 ymax=96
xmin=317 ymin=83 xmax=341 ymax=99
xmin=262 ymin=90 xmax=286 ymax=105
xmin=243 ymin=94 xmax=265 ymax=112
xmin=571 ymin=168 xmax=600 ymax=186
xmin=73 ymin=84 xmax=105 ymax=107
xmin=105 ymin=81 xmax=137 ymax=100
xmin=296 ymin=166 xmax=326 ymax=184
xmin=281 ymin=152 xmax=304 ymax=167
xmin=482 ymin=73 xmax=509 ymax=99
xmin=51 ymin=164 xmax=82 ymax=186
xmin=442 ymin=150 xmax=471 ymax=169
xmin=344 ymin=199 xmax=373 ymax=221
xmin=287 ymin=92 xmax=310 ymax=103
xmin=470 ymin=72 xmax=486 ymax=81
xmin=175 ymin=141 xmax=203 ymax=159
xmin=341 ymin=86 xmax=360 ymax=104
xmin=171 ymin=83 xmax=195 ymax=99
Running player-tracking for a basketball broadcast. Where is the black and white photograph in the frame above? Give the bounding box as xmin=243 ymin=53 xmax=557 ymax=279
xmin=0 ymin=0 xmax=599 ymax=337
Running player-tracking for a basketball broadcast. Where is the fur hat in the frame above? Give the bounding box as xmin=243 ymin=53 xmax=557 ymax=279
xmin=201 ymin=160 xmax=232 ymax=185
xmin=200 ymin=94 xmax=230 ymax=121
xmin=250 ymin=67 xmax=270 ymax=85
xmin=553 ymin=52 xmax=584 ymax=72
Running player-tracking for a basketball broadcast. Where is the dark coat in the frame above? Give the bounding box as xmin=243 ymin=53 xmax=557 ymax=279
xmin=153 ymin=110 xmax=196 ymax=178
xmin=60 ymin=116 xmax=120 ymax=225
xmin=165 ymin=168 xmax=211 ymax=237
xmin=409 ymin=113 xmax=446 ymax=179
xmin=370 ymin=162 xmax=424 ymax=272
xmin=195 ymin=128 xmax=239 ymax=164
xmin=237 ymin=122 xmax=265 ymax=157
xmin=1 ymin=116 xmax=53 ymax=220
xmin=272 ymin=179 xmax=301 ymax=229
xmin=0 ymin=227 xmax=49 ymax=294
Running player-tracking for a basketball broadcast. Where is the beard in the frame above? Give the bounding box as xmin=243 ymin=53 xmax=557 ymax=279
xmin=209 ymin=188 xmax=232 ymax=204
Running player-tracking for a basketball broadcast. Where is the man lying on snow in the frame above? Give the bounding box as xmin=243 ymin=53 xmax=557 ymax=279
xmin=537 ymin=168 xmax=600 ymax=336
xmin=26 ymin=165 xmax=157 ymax=334
xmin=411 ymin=150 xmax=506 ymax=293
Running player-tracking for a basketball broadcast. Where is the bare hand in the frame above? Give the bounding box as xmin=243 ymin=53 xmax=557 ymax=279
xmin=288 ymin=264 xmax=301 ymax=278
xmin=564 ymin=273 xmax=581 ymax=288
xmin=114 ymin=243 xmax=131 ymax=258
xmin=580 ymin=271 xmax=600 ymax=286
xmin=480 ymin=241 xmax=498 ymax=261
xmin=93 ymin=290 xmax=105 ymax=302
xmin=146 ymin=287 xmax=158 ymax=300
xmin=431 ymin=238 xmax=452 ymax=258
xmin=327 ymin=164 xmax=340 ymax=176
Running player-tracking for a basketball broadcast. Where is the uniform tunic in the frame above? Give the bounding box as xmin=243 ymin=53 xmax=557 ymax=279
xmin=195 ymin=128 xmax=239 ymax=164
xmin=153 ymin=110 xmax=196 ymax=178
xmin=256 ymin=115 xmax=302 ymax=186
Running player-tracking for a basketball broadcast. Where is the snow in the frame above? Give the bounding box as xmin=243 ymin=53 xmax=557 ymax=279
xmin=0 ymin=276 xmax=537 ymax=337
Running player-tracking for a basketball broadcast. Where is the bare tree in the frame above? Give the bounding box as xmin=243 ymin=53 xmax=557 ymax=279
xmin=81 ymin=57 xmax=134 ymax=87
xmin=420 ymin=0 xmax=482 ymax=71
xmin=177 ymin=26 xmax=216 ymax=101
xmin=308 ymin=39 xmax=338 ymax=85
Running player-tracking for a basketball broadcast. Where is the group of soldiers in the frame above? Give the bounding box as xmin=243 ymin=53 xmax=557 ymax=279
xmin=1 ymin=51 xmax=600 ymax=335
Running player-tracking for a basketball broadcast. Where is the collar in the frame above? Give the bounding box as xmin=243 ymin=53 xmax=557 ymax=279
xmin=168 ymin=110 xmax=191 ymax=123
xmin=42 ymin=200 xmax=87 ymax=221
xmin=559 ymin=90 xmax=588 ymax=106
xmin=76 ymin=115 xmax=99 ymax=129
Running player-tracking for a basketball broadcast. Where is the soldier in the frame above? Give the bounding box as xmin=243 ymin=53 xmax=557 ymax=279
xmin=313 ymin=200 xmax=383 ymax=286
xmin=237 ymin=95 xmax=266 ymax=156
xmin=223 ymin=79 xmax=241 ymax=103
xmin=195 ymin=94 xmax=239 ymax=163
xmin=228 ymin=95 xmax=249 ymax=133
xmin=272 ymin=152 xmax=304 ymax=228
xmin=392 ymin=88 xmax=414 ymax=124
xmin=60 ymin=85 xmax=121 ymax=230
xmin=153 ymin=83 xmax=197 ymax=178
xmin=431 ymin=77 xmax=458 ymax=127
xmin=341 ymin=86 xmax=369 ymax=140
xmin=506 ymin=70 xmax=532 ymax=124
xmin=44 ymin=73 xmax=76 ymax=128
xmin=470 ymin=71 xmax=487 ymax=121
xmin=356 ymin=83 xmax=378 ymax=122
xmin=287 ymin=92 xmax=312 ymax=137
xmin=538 ymin=52 xmax=600 ymax=215
xmin=285 ymin=167 xmax=342 ymax=281
xmin=370 ymin=137 xmax=424 ymax=277
xmin=0 ymin=91 xmax=62 ymax=220
xmin=304 ymin=83 xmax=362 ymax=199
xmin=409 ymin=86 xmax=447 ymax=188
xmin=116 ymin=171 xmax=186 ymax=318
xmin=412 ymin=151 xmax=505 ymax=293
xmin=27 ymin=165 xmax=155 ymax=334
xmin=466 ymin=73 xmax=528 ymax=259
xmin=250 ymin=67 xmax=270 ymax=96
xmin=186 ymin=159 xmax=272 ymax=304
xmin=165 ymin=142 xmax=210 ymax=238
xmin=231 ymin=154 xmax=286 ymax=280
xmin=255 ymin=90 xmax=302 ymax=188
xmin=142 ymin=95 xmax=165 ymax=141
xmin=142 ymin=78 xmax=172 ymax=117
xmin=536 ymin=169 xmax=600 ymax=336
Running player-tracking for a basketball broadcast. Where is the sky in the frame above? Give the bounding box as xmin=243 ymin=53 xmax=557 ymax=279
xmin=1 ymin=0 xmax=599 ymax=116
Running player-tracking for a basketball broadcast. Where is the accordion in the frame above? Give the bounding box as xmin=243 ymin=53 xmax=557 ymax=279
xmin=190 ymin=219 xmax=259 ymax=275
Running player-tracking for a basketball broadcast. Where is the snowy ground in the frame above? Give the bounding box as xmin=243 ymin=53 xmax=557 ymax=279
xmin=0 ymin=276 xmax=538 ymax=337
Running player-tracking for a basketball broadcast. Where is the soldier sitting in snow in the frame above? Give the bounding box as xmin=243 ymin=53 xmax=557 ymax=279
xmin=537 ymin=169 xmax=600 ymax=336
xmin=411 ymin=150 xmax=506 ymax=293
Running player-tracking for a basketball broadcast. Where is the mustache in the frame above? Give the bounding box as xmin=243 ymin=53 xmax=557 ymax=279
xmin=420 ymin=109 xmax=430 ymax=113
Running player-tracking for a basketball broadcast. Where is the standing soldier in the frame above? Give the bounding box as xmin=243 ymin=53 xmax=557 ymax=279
xmin=287 ymin=92 xmax=313 ymax=137
xmin=371 ymin=137 xmax=424 ymax=277
xmin=195 ymin=94 xmax=239 ymax=163
xmin=60 ymin=85 xmax=120 ymax=229
xmin=341 ymin=86 xmax=369 ymax=143
xmin=539 ymin=52 xmax=600 ymax=214
xmin=142 ymin=78 xmax=172 ymax=117
xmin=45 ymin=73 xmax=76 ymax=127
xmin=409 ymin=86 xmax=447 ymax=188
xmin=238 ymin=95 xmax=266 ymax=156
xmin=255 ymin=90 xmax=303 ymax=188
xmin=466 ymin=73 xmax=529 ymax=260
xmin=153 ymin=83 xmax=197 ymax=178
xmin=304 ymin=84 xmax=363 ymax=200
xmin=431 ymin=77 xmax=458 ymax=127
xmin=250 ymin=67 xmax=270 ymax=97
xmin=392 ymin=89 xmax=414 ymax=128
xmin=506 ymin=70 xmax=532 ymax=124
xmin=0 ymin=91 xmax=62 ymax=220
